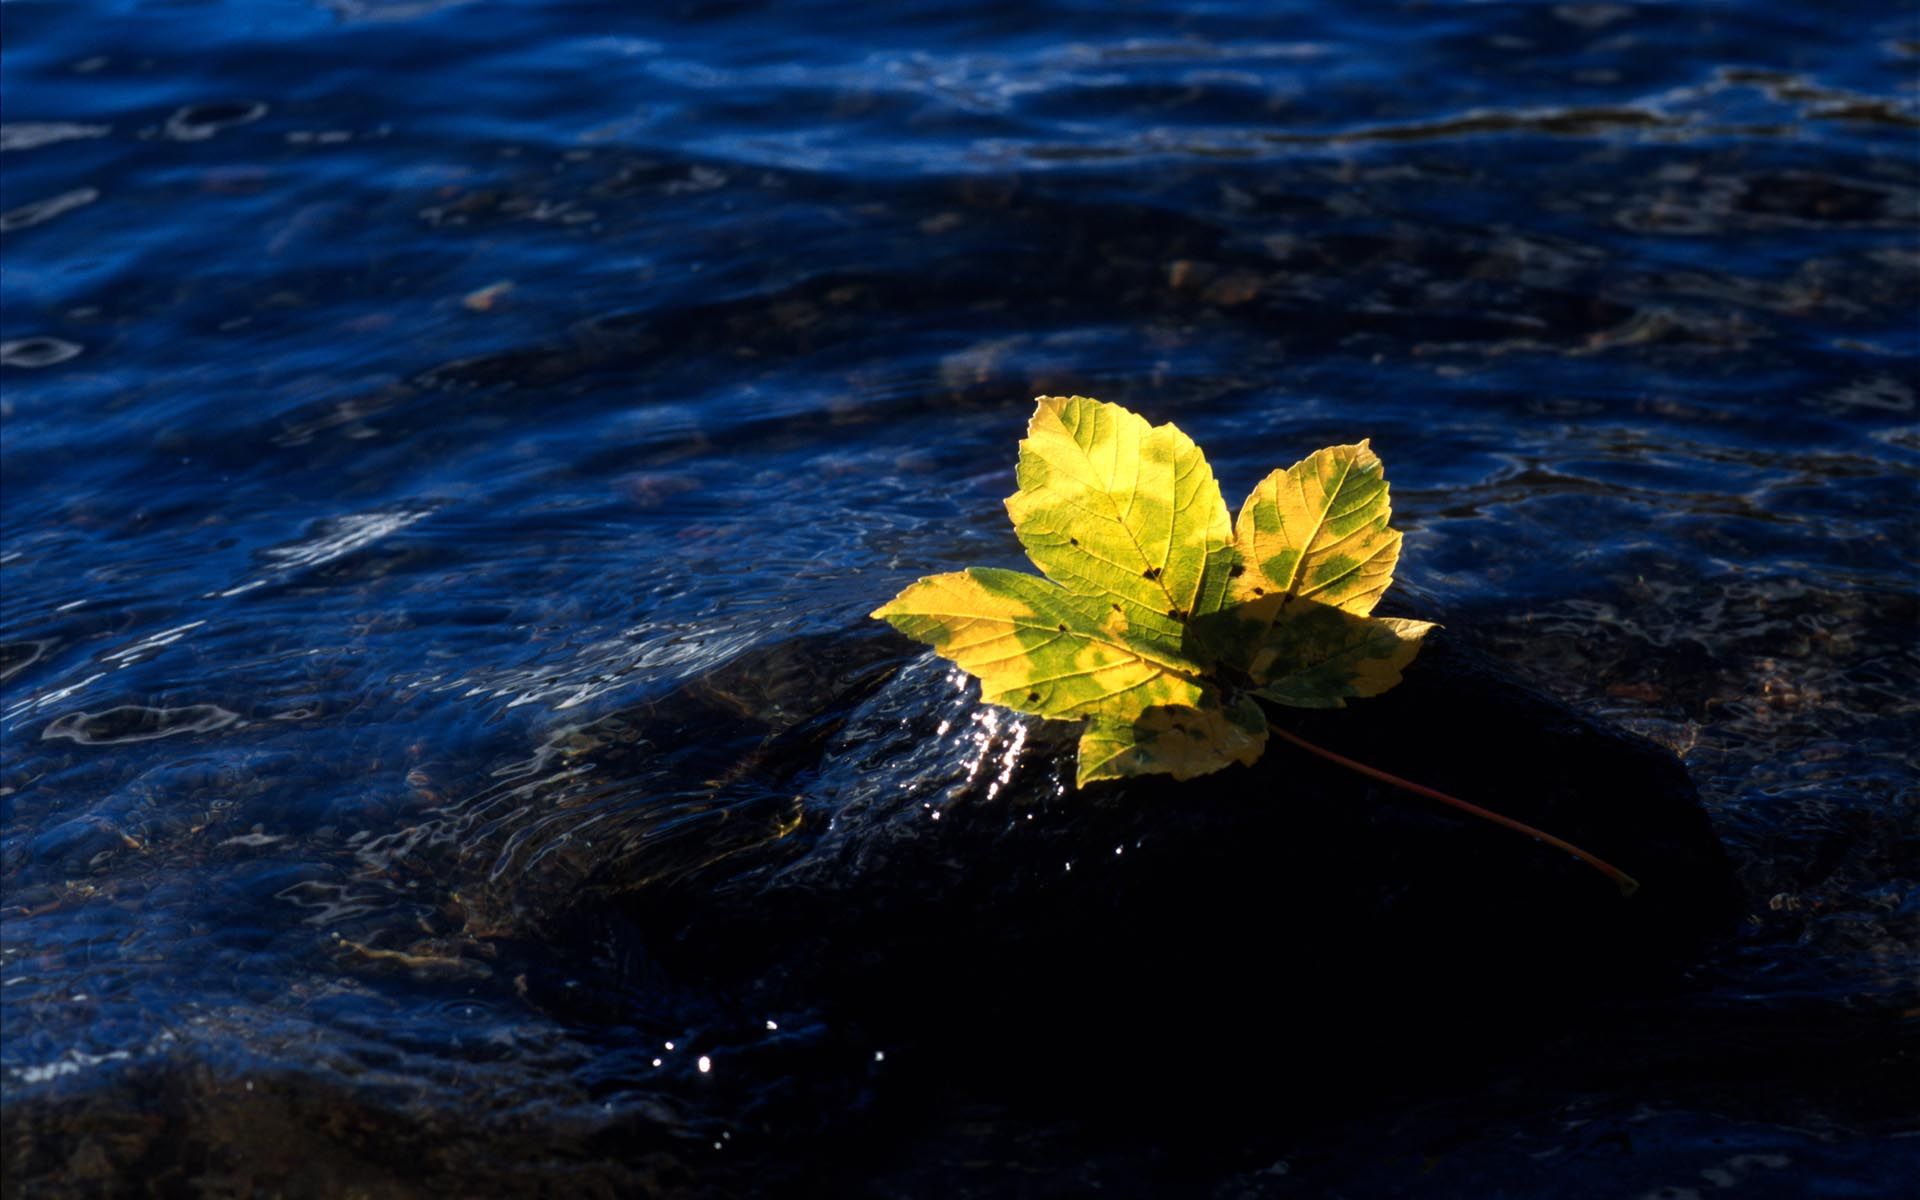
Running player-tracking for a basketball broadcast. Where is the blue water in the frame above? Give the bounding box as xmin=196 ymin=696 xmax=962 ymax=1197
xmin=4 ymin=1 xmax=1917 ymax=1194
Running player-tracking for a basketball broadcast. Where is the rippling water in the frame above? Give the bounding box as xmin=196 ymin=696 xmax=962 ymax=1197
xmin=3 ymin=1 xmax=1916 ymax=1194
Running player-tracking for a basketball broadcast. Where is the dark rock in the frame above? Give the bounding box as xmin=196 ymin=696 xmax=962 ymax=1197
xmin=614 ymin=630 xmax=1738 ymax=1117
xmin=0 ymin=1059 xmax=715 ymax=1200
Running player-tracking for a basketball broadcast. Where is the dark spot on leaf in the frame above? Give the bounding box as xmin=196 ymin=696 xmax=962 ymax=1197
xmin=1170 ymin=608 xmax=1188 ymax=623
xmin=1142 ymin=566 xmax=1162 ymax=580
xmin=1056 ymin=623 xmax=1068 ymax=632
xmin=1229 ymin=564 xmax=1246 ymax=578
xmin=1252 ymin=586 xmax=1266 ymax=596
xmin=1068 ymin=537 xmax=1079 ymax=546
xmin=1026 ymin=691 xmax=1040 ymax=703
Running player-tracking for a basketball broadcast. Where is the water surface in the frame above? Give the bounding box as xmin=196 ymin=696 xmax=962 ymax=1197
xmin=3 ymin=1 xmax=1916 ymax=1194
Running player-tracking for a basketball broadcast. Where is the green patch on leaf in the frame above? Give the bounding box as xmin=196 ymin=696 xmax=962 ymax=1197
xmin=1078 ymin=693 xmax=1267 ymax=786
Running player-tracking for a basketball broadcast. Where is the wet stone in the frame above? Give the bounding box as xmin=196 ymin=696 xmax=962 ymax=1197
xmin=544 ymin=627 xmax=1739 ymax=1114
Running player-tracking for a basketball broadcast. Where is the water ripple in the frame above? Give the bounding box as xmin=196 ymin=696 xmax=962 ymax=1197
xmin=1 ymin=0 xmax=1913 ymax=1190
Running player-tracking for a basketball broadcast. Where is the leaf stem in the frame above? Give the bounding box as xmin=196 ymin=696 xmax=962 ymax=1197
xmin=1265 ymin=721 xmax=1640 ymax=897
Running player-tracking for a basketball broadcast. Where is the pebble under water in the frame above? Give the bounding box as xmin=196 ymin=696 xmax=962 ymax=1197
xmin=2 ymin=1 xmax=1917 ymax=1195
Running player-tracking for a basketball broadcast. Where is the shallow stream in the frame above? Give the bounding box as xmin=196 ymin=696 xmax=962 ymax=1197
xmin=3 ymin=1 xmax=1916 ymax=1194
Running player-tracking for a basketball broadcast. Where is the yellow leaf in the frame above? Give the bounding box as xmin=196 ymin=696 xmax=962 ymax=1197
xmin=1005 ymin=395 xmax=1234 ymax=649
xmin=1228 ymin=440 xmax=1401 ymax=618
xmin=870 ymin=568 xmax=1207 ymax=720
xmin=871 ymin=398 xmax=1432 ymax=787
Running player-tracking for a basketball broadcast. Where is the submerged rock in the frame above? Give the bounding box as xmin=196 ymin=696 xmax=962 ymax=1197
xmin=596 ymin=627 xmax=1738 ymax=1113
